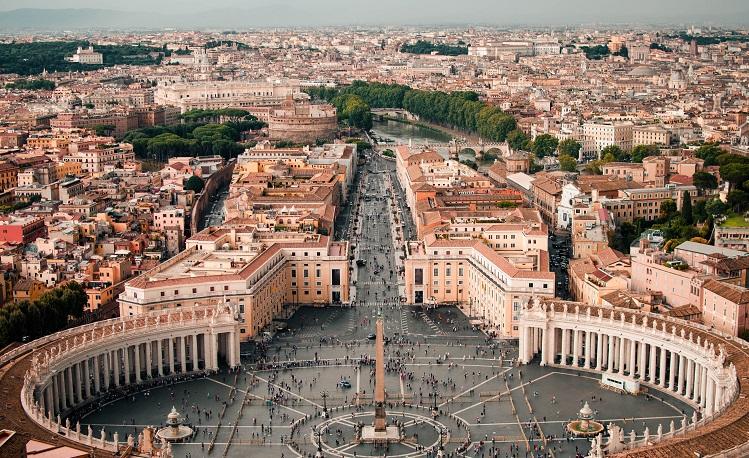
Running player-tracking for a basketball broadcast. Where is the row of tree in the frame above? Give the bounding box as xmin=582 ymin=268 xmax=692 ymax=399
xmin=5 ymin=78 xmax=55 ymax=90
xmin=400 ymin=40 xmax=468 ymax=56
xmin=0 ymin=41 xmax=164 ymax=76
xmin=306 ymin=81 xmax=517 ymax=142
xmin=0 ymin=282 xmax=88 ymax=347
xmin=124 ymin=123 xmax=244 ymax=163
xmin=123 ymin=111 xmax=265 ymax=163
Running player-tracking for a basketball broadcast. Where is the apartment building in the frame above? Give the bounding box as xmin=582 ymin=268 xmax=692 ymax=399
xmin=119 ymin=225 xmax=349 ymax=340
xmin=701 ymin=279 xmax=749 ymax=337
xmin=632 ymin=126 xmax=672 ymax=146
xmin=404 ymin=233 xmax=554 ymax=338
xmin=582 ymin=121 xmax=634 ymax=160
xmin=631 ymin=239 xmax=749 ymax=309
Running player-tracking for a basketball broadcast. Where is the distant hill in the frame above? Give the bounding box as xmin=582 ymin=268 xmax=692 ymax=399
xmin=0 ymin=8 xmax=161 ymax=31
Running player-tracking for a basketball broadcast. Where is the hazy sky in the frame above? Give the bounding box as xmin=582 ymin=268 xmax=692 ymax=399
xmin=1 ymin=0 xmax=748 ymax=26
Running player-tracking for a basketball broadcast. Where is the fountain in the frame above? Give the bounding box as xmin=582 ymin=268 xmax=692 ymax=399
xmin=566 ymin=402 xmax=604 ymax=437
xmin=155 ymin=407 xmax=193 ymax=442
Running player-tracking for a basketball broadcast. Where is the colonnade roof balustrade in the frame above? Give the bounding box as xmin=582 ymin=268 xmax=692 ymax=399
xmin=0 ymin=303 xmax=240 ymax=457
xmin=519 ymin=298 xmax=749 ymax=458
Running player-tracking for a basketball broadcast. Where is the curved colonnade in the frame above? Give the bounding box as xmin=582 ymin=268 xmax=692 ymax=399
xmin=13 ymin=304 xmax=241 ymax=453
xmin=518 ymin=299 xmax=749 ymax=458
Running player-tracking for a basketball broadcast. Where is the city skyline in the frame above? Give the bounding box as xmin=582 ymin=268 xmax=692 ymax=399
xmin=1 ymin=0 xmax=749 ymax=29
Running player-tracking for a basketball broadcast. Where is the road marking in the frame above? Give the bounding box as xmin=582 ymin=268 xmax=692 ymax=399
xmin=440 ymin=370 xmax=508 ymax=408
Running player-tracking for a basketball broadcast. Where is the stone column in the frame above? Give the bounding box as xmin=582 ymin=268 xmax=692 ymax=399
xmin=638 ymin=340 xmax=647 ymax=379
xmin=669 ymin=350 xmax=677 ymax=390
xmin=572 ymin=329 xmax=580 ymax=367
xmin=190 ymin=334 xmax=197 ymax=370
xmin=146 ymin=339 xmax=153 ymax=377
xmin=230 ymin=331 xmax=240 ymax=367
xmin=648 ymin=344 xmax=657 ymax=382
xmin=51 ymin=373 xmax=59 ymax=414
xmin=677 ymin=355 xmax=686 ymax=395
xmin=595 ymin=333 xmax=602 ymax=371
xmin=58 ymin=371 xmax=68 ymax=410
xmin=618 ymin=337 xmax=626 ymax=375
xmin=693 ymin=365 xmax=701 ymax=402
xmin=584 ymin=331 xmax=592 ymax=368
xmin=103 ymin=352 xmax=110 ymax=390
xmin=519 ymin=326 xmax=527 ymax=364
xmin=607 ymin=334 xmax=615 ymax=373
xmin=168 ymin=337 xmax=175 ymax=374
xmin=180 ymin=335 xmax=187 ymax=373
xmin=83 ymin=357 xmax=91 ymax=398
xmin=685 ymin=359 xmax=695 ymax=400
xmin=560 ymin=329 xmax=569 ymax=366
xmin=44 ymin=385 xmax=53 ymax=416
xmin=658 ymin=347 xmax=667 ymax=387
xmin=701 ymin=367 xmax=709 ymax=407
xmin=75 ymin=362 xmax=83 ymax=403
xmin=65 ymin=366 xmax=74 ymax=407
xmin=547 ymin=326 xmax=556 ymax=365
xmin=134 ymin=343 xmax=142 ymax=383
xmin=628 ymin=339 xmax=636 ymax=376
xmin=706 ymin=377 xmax=715 ymax=417
xmin=123 ymin=345 xmax=130 ymax=385
xmin=113 ymin=350 xmax=121 ymax=387
xmin=93 ymin=355 xmax=101 ymax=393
xmin=157 ymin=339 xmax=164 ymax=376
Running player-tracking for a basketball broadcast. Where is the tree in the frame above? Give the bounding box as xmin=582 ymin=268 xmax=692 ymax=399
xmin=681 ymin=191 xmax=693 ymax=225
xmin=720 ymin=163 xmax=749 ymax=192
xmin=93 ymin=124 xmax=116 ymax=136
xmin=727 ymin=189 xmax=749 ymax=212
xmin=692 ymin=199 xmax=707 ymax=223
xmin=531 ymin=134 xmax=559 ymax=158
xmin=705 ymin=198 xmax=727 ymax=217
xmin=600 ymin=145 xmax=628 ymax=162
xmin=692 ymin=171 xmax=718 ymax=191
xmin=695 ymin=143 xmax=723 ymax=166
xmin=507 ymin=129 xmax=530 ymax=151
xmin=660 ymin=199 xmax=677 ymax=217
xmin=184 ymin=175 xmax=205 ymax=193
xmin=559 ymin=154 xmax=578 ymax=172
xmin=558 ymin=139 xmax=582 ymax=158
xmin=631 ymin=144 xmax=659 ymax=163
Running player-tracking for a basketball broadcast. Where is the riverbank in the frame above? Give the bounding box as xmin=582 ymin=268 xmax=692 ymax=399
xmin=373 ymin=113 xmax=487 ymax=145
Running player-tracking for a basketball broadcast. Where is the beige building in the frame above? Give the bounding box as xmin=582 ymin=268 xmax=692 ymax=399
xmin=119 ymin=224 xmax=349 ymax=340
xmin=701 ymin=279 xmax=749 ymax=337
xmin=633 ymin=126 xmax=672 ymax=147
xmin=404 ymin=233 xmax=554 ymax=338
xmin=582 ymin=121 xmax=634 ymax=159
xmin=154 ymin=79 xmax=301 ymax=113
xmin=67 ymin=46 xmax=103 ymax=65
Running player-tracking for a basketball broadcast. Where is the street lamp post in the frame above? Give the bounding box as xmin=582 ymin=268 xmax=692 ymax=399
xmin=314 ymin=426 xmax=324 ymax=458
xmin=321 ymin=390 xmax=329 ymax=418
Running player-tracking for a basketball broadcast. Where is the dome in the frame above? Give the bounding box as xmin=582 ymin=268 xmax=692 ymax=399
xmin=628 ymin=66 xmax=657 ymax=77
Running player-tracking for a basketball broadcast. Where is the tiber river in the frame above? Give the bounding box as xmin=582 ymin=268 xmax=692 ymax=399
xmin=370 ymin=118 xmax=493 ymax=164
xmin=370 ymin=118 xmax=452 ymax=145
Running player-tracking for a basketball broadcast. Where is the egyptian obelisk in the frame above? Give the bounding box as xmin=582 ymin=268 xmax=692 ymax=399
xmin=373 ymin=319 xmax=387 ymax=432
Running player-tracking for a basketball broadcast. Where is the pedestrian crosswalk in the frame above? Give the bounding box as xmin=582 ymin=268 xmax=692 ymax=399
xmin=400 ymin=309 xmax=410 ymax=334
xmin=420 ymin=311 xmax=444 ymax=335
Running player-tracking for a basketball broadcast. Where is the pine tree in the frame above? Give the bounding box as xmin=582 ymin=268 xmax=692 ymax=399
xmin=682 ymin=191 xmax=693 ymax=225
